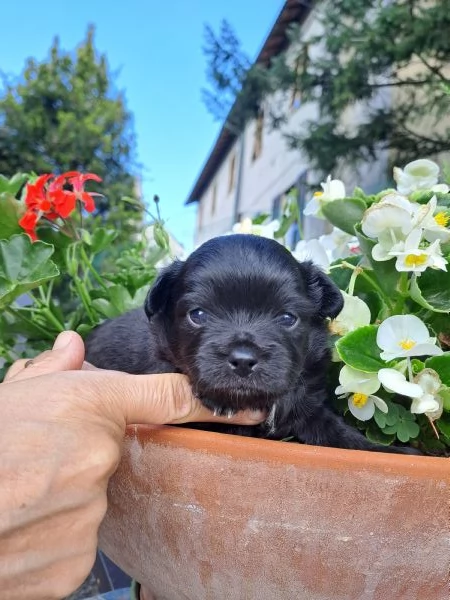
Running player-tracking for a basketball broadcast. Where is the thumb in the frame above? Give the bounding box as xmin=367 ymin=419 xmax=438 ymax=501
xmin=5 ymin=331 xmax=85 ymax=382
xmin=83 ymin=370 xmax=266 ymax=429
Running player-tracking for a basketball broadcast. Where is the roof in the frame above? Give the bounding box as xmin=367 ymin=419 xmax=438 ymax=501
xmin=185 ymin=0 xmax=314 ymax=205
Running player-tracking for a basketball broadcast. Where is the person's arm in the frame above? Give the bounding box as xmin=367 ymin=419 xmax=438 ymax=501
xmin=0 ymin=331 xmax=264 ymax=600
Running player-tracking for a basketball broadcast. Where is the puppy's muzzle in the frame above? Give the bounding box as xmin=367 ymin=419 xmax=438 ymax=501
xmin=227 ymin=345 xmax=258 ymax=378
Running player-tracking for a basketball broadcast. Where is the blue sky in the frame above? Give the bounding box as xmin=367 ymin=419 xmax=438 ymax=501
xmin=0 ymin=0 xmax=283 ymax=250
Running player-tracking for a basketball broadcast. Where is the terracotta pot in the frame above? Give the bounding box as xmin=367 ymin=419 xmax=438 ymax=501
xmin=99 ymin=425 xmax=449 ymax=600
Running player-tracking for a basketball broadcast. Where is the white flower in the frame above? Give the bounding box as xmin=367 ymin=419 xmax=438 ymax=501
xmin=410 ymin=369 xmax=443 ymax=419
xmin=413 ymin=196 xmax=450 ymax=243
xmin=304 ymin=175 xmax=346 ymax=218
xmin=335 ymin=365 xmax=388 ymax=421
xmin=388 ymin=228 xmax=447 ymax=273
xmin=371 ymin=229 xmax=405 ymax=262
xmin=378 ymin=368 xmax=423 ymax=398
xmin=376 ymin=315 xmax=444 ymax=361
xmin=232 ymin=218 xmax=280 ymax=239
xmin=292 ymin=239 xmax=330 ymax=272
xmin=319 ymin=227 xmax=358 ymax=260
xmin=378 ymin=367 xmax=443 ymax=420
xmin=361 ymin=193 xmax=414 ymax=239
xmin=431 ymin=183 xmax=450 ymax=194
xmin=393 ymin=159 xmax=440 ymax=195
xmin=329 ymin=292 xmax=371 ymax=336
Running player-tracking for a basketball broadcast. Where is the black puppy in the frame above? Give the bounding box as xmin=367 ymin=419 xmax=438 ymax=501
xmin=85 ymin=234 xmax=416 ymax=454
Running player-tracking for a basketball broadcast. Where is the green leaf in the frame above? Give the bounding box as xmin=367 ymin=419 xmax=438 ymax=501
xmin=436 ymin=414 xmax=450 ymax=442
xmin=321 ymin=197 xmax=367 ymax=236
xmin=396 ymin=420 xmax=420 ymax=442
xmin=86 ymin=228 xmax=118 ymax=254
xmin=385 ymin=401 xmax=400 ymax=426
xmin=274 ymin=214 xmax=294 ymax=239
xmin=410 ymin=268 xmax=450 ymax=313
xmin=411 ymin=359 xmax=425 ymax=376
xmin=0 ymin=234 xmax=59 ymax=308
xmin=352 ymin=187 xmax=367 ymax=200
xmin=353 ymin=224 xmax=401 ymax=297
xmin=381 ymin=423 xmax=398 ymax=434
xmin=365 ymin=422 xmax=396 ymax=445
xmin=335 ymin=325 xmax=385 ymax=372
xmin=91 ymin=284 xmax=140 ymax=319
xmin=373 ymin=405 xmax=388 ymax=428
xmin=0 ymin=193 xmax=25 ymax=240
xmin=252 ymin=213 xmax=271 ymax=225
xmin=440 ymin=387 xmax=450 ymax=412
xmin=409 ymin=191 xmax=450 ymax=207
xmin=424 ymin=354 xmax=450 ymax=387
xmin=0 ymin=173 xmax=29 ymax=196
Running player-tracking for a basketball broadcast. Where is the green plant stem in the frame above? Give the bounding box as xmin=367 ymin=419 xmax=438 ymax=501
xmin=35 ymin=288 xmax=65 ymax=332
xmin=407 ymin=357 xmax=413 ymax=382
xmin=80 ymin=245 xmax=108 ymax=291
xmin=73 ymin=277 xmax=97 ymax=324
xmin=5 ymin=307 xmax=54 ymax=341
xmin=340 ymin=261 xmax=395 ymax=311
xmin=0 ymin=346 xmax=17 ymax=364
xmin=45 ymin=279 xmax=54 ymax=305
xmin=391 ymin=272 xmax=409 ymax=314
xmin=348 ymin=268 xmax=359 ymax=296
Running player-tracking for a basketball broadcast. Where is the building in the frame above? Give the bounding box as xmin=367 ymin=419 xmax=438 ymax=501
xmin=185 ymin=0 xmax=392 ymax=247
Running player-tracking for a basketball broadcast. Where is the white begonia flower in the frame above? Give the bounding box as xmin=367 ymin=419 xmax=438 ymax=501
xmin=303 ymin=175 xmax=346 ymax=218
xmin=372 ymin=229 xmax=405 ymax=262
xmin=378 ymin=368 xmax=423 ymax=399
xmin=412 ymin=196 xmax=450 ymax=243
xmin=431 ymin=183 xmax=450 ymax=194
xmin=376 ymin=315 xmax=444 ymax=361
xmin=292 ymin=239 xmax=330 ymax=272
xmin=410 ymin=369 xmax=443 ymax=419
xmin=232 ymin=218 xmax=280 ymax=239
xmin=319 ymin=227 xmax=358 ymax=260
xmin=335 ymin=365 xmax=388 ymax=421
xmin=388 ymin=228 xmax=447 ymax=273
xmin=393 ymin=159 xmax=440 ymax=195
xmin=378 ymin=368 xmax=443 ymax=420
xmin=361 ymin=193 xmax=414 ymax=239
xmin=329 ymin=292 xmax=371 ymax=336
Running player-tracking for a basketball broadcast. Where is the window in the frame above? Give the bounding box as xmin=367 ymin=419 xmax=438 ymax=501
xmin=290 ymin=44 xmax=309 ymax=111
xmin=228 ymin=154 xmax=236 ymax=193
xmin=251 ymin=109 xmax=264 ymax=162
xmin=211 ymin=182 xmax=217 ymax=216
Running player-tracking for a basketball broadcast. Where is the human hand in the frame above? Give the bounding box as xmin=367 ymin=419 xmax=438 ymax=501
xmin=0 ymin=331 xmax=265 ymax=599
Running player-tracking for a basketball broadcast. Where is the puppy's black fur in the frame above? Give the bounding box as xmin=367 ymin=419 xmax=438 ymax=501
xmin=85 ymin=234 xmax=417 ymax=454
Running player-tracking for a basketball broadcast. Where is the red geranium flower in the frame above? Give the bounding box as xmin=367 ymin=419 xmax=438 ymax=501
xmin=61 ymin=171 xmax=102 ymax=213
xmin=18 ymin=170 xmax=102 ymax=240
xmin=18 ymin=211 xmax=39 ymax=241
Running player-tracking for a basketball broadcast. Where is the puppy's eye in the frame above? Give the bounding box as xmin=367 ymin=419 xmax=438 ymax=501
xmin=276 ymin=313 xmax=298 ymax=328
xmin=188 ymin=308 xmax=208 ymax=326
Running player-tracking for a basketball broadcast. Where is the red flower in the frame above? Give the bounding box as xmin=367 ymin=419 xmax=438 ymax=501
xmin=61 ymin=171 xmax=102 ymax=213
xmin=18 ymin=211 xmax=39 ymax=241
xmin=51 ymin=188 xmax=77 ymax=218
xmin=18 ymin=170 xmax=102 ymax=240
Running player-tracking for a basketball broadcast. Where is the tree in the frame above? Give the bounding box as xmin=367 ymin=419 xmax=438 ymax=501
xmin=201 ymin=19 xmax=271 ymax=134
xmin=0 ymin=26 xmax=142 ymax=230
xmin=203 ymin=0 xmax=450 ymax=180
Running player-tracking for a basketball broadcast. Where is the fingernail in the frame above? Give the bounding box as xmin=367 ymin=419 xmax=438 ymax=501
xmin=52 ymin=330 xmax=75 ymax=350
xmin=247 ymin=409 xmax=266 ymax=422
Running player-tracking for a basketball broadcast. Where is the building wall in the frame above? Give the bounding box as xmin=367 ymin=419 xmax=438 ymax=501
xmin=193 ymin=6 xmax=391 ymax=246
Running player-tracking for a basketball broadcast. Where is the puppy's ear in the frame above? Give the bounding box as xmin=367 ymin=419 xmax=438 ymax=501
xmin=145 ymin=260 xmax=184 ymax=319
xmin=298 ymin=261 xmax=344 ymax=319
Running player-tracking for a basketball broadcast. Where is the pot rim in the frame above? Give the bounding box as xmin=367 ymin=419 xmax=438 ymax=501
xmin=125 ymin=424 xmax=449 ymax=479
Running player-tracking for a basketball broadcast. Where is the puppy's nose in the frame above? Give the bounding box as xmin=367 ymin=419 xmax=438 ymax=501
xmin=228 ymin=346 xmax=258 ymax=378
